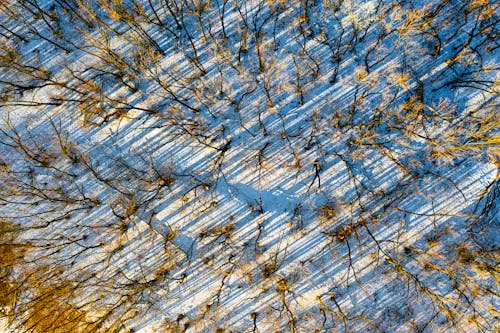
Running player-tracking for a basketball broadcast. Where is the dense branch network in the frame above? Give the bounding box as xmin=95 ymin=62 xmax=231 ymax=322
xmin=0 ymin=0 xmax=498 ymax=332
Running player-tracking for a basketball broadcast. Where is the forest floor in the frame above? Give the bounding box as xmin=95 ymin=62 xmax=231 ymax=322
xmin=0 ymin=0 xmax=498 ymax=332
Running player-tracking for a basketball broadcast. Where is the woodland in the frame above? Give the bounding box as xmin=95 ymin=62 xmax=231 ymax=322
xmin=0 ymin=0 xmax=499 ymax=332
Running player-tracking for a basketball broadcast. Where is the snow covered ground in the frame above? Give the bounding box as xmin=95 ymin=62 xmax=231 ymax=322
xmin=0 ymin=0 xmax=498 ymax=332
